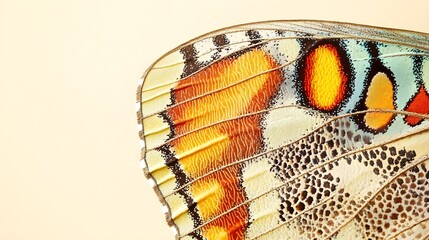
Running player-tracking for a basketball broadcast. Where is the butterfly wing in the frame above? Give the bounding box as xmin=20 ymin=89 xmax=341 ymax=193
xmin=137 ymin=20 xmax=429 ymax=240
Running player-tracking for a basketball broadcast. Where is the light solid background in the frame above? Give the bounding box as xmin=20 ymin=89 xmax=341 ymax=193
xmin=0 ymin=0 xmax=428 ymax=239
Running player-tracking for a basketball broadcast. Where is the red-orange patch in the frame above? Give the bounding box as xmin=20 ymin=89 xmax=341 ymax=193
xmin=405 ymin=86 xmax=429 ymax=126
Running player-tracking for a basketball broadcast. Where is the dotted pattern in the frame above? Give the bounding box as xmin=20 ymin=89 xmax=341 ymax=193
xmin=270 ymin=117 xmax=372 ymax=182
xmin=348 ymin=146 xmax=417 ymax=179
xmin=356 ymin=163 xmax=429 ymax=239
xmin=295 ymin=188 xmax=369 ymax=239
xmin=268 ymin=115 xmax=426 ymax=239
xmin=278 ymin=171 xmax=341 ymax=221
xmin=394 ymin=219 xmax=429 ymax=239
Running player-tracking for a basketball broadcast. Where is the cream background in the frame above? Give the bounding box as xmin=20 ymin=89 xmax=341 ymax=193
xmin=0 ymin=0 xmax=428 ymax=239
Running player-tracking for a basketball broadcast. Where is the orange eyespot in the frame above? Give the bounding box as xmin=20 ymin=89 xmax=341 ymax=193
xmin=363 ymin=72 xmax=396 ymax=130
xmin=302 ymin=43 xmax=349 ymax=111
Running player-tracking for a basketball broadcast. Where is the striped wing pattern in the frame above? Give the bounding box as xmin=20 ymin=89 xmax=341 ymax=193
xmin=136 ymin=20 xmax=429 ymax=240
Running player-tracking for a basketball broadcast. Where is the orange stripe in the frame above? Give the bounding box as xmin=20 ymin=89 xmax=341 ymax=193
xmin=167 ymin=49 xmax=283 ymax=239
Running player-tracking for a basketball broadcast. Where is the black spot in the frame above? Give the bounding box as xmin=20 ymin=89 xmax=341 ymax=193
xmin=400 ymin=159 xmax=407 ymax=167
xmin=373 ymin=168 xmax=380 ymax=175
xmin=353 ymin=135 xmax=361 ymax=142
xmin=287 ymin=203 xmax=295 ymax=214
xmin=369 ymin=150 xmax=377 ymax=158
xmin=306 ymin=196 xmax=314 ymax=205
xmin=312 ymin=157 xmax=320 ymax=165
xmin=327 ymin=140 xmax=334 ymax=148
xmin=245 ymin=30 xmax=262 ymax=45
xmin=406 ymin=150 xmax=416 ymax=159
xmin=347 ymin=131 xmax=353 ymax=140
xmin=213 ymin=34 xmax=230 ymax=47
xmin=180 ymin=45 xmax=200 ymax=78
xmin=363 ymin=151 xmax=369 ymax=160
xmin=296 ymin=202 xmax=305 ymax=211
xmin=279 ymin=212 xmax=286 ymax=221
xmin=346 ymin=157 xmax=352 ymax=165
xmin=389 ymin=147 xmax=397 ymax=156
xmin=363 ymin=136 xmax=371 ymax=144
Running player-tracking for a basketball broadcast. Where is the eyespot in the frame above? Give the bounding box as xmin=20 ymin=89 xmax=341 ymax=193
xmin=297 ymin=40 xmax=352 ymax=113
